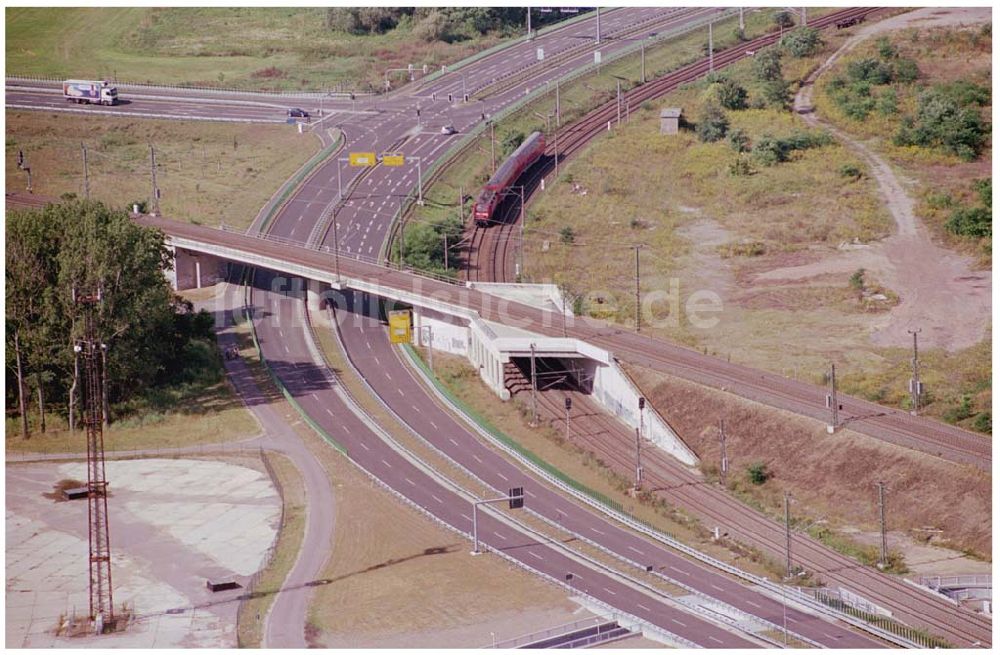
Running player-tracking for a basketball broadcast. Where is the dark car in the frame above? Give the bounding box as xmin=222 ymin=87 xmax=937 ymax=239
xmin=287 ymin=108 xmax=310 ymax=118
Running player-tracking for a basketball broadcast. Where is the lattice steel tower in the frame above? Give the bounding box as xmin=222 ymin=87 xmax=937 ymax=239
xmin=76 ymin=288 xmax=114 ymax=628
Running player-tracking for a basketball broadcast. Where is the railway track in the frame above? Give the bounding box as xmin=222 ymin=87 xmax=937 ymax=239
xmin=459 ymin=5 xmax=989 ymax=471
xmin=515 ymin=359 xmax=992 ymax=647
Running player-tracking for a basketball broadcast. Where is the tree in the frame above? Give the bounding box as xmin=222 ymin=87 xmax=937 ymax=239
xmin=773 ymin=11 xmax=795 ymax=29
xmin=6 ymin=201 xmax=192 ymax=429
xmin=714 ymin=78 xmax=749 ymax=110
xmin=753 ymin=48 xmax=783 ymax=83
xmin=760 ymin=79 xmax=791 ymax=109
xmin=697 ymin=102 xmax=729 ymax=142
xmin=780 ymin=28 xmax=822 ymax=57
xmin=894 ymin=89 xmax=989 ymax=161
xmin=728 ymin=127 xmax=751 ymax=153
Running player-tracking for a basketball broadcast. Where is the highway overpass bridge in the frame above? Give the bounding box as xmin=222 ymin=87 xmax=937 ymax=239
xmin=159 ymin=216 xmax=699 ymax=466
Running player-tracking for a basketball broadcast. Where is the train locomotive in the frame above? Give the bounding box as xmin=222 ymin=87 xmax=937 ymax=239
xmin=473 ymin=131 xmax=546 ymax=227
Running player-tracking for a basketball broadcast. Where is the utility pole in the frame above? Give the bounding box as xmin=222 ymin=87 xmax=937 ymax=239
xmin=553 ymin=127 xmax=560 ymax=178
xmin=149 ymin=145 xmax=160 ymax=216
xmin=908 ymin=328 xmax=922 ymax=415
xmin=555 ymin=79 xmax=561 ymax=127
xmin=708 ymin=21 xmax=714 ymax=72
xmin=616 ymin=79 xmax=622 ymax=126
xmin=801 ymin=7 xmax=807 ymax=27
xmin=398 ymin=200 xmax=405 ymax=268
xmin=526 ymin=6 xmax=531 ymax=39
xmin=876 ymin=481 xmax=888 ymax=569
xmin=332 ymin=209 xmax=342 ymax=285
xmin=826 ymin=362 xmax=839 ymax=432
xmin=596 ymin=6 xmax=601 ymax=43
xmin=719 ymin=418 xmax=728 ymax=487
xmin=784 ymin=492 xmax=793 ymax=578
xmin=632 ymin=245 xmax=641 ymax=333
xmin=739 ymin=7 xmax=745 ymax=32
xmin=529 ymin=343 xmax=539 ymax=426
xmin=489 ymin=121 xmax=497 ymax=175
xmin=640 ymin=41 xmax=646 ymax=84
xmin=458 ymin=185 xmax=464 ymax=222
xmin=82 ymin=143 xmax=90 ymax=200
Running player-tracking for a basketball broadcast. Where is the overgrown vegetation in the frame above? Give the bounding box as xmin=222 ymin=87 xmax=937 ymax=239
xmin=943 ymin=178 xmax=992 ymax=238
xmin=5 ymin=200 xmax=219 ymax=437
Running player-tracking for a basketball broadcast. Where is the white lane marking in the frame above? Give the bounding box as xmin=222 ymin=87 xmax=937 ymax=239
xmin=669 ymin=565 xmax=690 ymax=576
xmin=497 ymin=472 xmax=508 ymax=482
xmin=590 ymin=527 xmax=605 ymax=535
xmin=708 ymin=636 xmax=723 ymax=644
xmin=430 ymin=494 xmax=444 ymax=504
xmin=461 ymin=513 xmax=472 ymax=521
xmin=325 ymin=408 xmax=335 ymax=416
xmin=745 ymin=600 xmax=761 ymax=609
xmin=429 ymin=420 xmax=438 ymax=429
xmin=373 ymin=356 xmax=380 ymax=365
xmin=637 ymin=603 xmax=651 ymax=612
xmin=381 ymin=459 xmax=392 ymax=468
xmin=412 ymin=404 xmax=422 ymax=414
xmin=824 ymin=633 xmax=838 ymax=640
xmin=603 ymin=587 xmax=616 ymax=596
xmin=359 ymin=442 xmax=370 ymax=450
xmin=525 ymin=490 xmax=536 ymax=498
xmin=448 ymin=438 xmax=459 ymax=446
xmin=710 ymin=584 xmax=725 ymax=592
xmin=671 ymin=618 xmax=687 ymax=627
xmin=786 ymin=616 xmax=798 ymax=624
xmin=472 ymin=454 xmax=482 ymax=463
xmin=627 ymin=545 xmax=644 ymax=555
xmin=493 ymin=531 xmax=507 ymax=540
xmin=397 ymin=388 xmax=404 ymax=396
xmin=404 ymin=477 xmax=415 ymax=486
xmin=527 ymin=551 xmax=543 ymax=561
xmin=311 ymin=393 xmax=319 ymax=400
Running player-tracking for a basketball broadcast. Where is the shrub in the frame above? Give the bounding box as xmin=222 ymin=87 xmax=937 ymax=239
xmin=773 ymin=10 xmax=794 ymax=29
xmin=696 ymin=103 xmax=729 ymax=142
xmin=893 ymin=89 xmax=989 ymax=160
xmin=751 ymin=130 xmax=828 ymax=165
xmin=846 ymin=57 xmax=893 ymax=84
xmin=747 ymin=462 xmax=770 ymax=485
xmin=715 ymin=78 xmax=749 ymax=110
xmin=728 ymin=155 xmax=754 ymax=177
xmin=877 ymin=36 xmax=897 ymax=59
xmin=945 ymin=206 xmax=991 ymax=238
xmin=849 ymin=268 xmax=866 ymax=290
xmin=501 ymin=130 xmax=526 ymax=157
xmin=936 ymin=79 xmax=991 ymax=107
xmin=839 ymin=164 xmax=863 ymax=180
xmin=560 ymin=226 xmax=576 ymax=244
xmin=876 ymin=88 xmax=898 ymax=116
xmin=972 ymin=412 xmax=991 ymax=434
xmin=943 ymin=394 xmax=974 ymax=423
xmin=753 ymin=48 xmax=783 ymax=82
xmin=728 ymin=128 xmax=751 ymax=153
xmin=760 ymin=79 xmax=791 ymax=109
xmin=975 ymin=178 xmax=991 ymax=208
xmin=893 ymin=58 xmax=920 ymax=84
xmin=780 ymin=27 xmax=822 ymax=57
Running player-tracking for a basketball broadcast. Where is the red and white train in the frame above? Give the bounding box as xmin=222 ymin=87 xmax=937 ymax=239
xmin=473 ymin=131 xmax=546 ymax=227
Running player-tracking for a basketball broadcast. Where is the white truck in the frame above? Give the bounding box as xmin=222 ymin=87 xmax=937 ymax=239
xmin=63 ymin=79 xmax=118 ymax=106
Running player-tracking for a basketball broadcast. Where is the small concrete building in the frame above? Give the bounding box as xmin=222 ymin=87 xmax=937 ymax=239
xmin=660 ymin=108 xmax=682 ymax=135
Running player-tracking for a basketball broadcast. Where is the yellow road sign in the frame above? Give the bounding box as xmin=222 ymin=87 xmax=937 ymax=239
xmin=349 ymin=152 xmax=377 ymax=167
xmin=388 ymin=309 xmax=412 ymax=344
xmin=382 ymin=154 xmax=405 ymax=167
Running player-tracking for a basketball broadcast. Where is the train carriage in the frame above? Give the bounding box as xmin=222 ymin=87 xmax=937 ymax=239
xmin=473 ymin=131 xmax=546 ymax=226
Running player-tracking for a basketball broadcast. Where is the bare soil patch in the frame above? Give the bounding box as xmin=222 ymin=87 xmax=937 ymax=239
xmin=628 ymin=365 xmax=991 ymax=564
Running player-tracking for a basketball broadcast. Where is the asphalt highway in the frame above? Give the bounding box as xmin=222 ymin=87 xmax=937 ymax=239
xmin=330 ymin=290 xmax=883 ymax=649
xmin=247 ymin=272 xmax=760 ymax=648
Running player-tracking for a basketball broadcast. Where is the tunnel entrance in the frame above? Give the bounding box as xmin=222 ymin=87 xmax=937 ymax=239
xmin=504 ymin=356 xmax=594 ymax=397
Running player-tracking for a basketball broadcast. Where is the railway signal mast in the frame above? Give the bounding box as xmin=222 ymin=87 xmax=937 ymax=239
xmin=75 ymin=286 xmax=115 ymax=632
xmin=908 ymin=328 xmax=923 ymax=415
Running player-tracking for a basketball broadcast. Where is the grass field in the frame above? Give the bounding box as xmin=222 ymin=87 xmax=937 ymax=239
xmin=5 ymin=7 xmax=504 ymax=91
xmin=5 ymin=111 xmax=318 ymax=230
xmin=812 ymin=22 xmax=992 ymax=266
xmin=402 ymin=7 xmax=828 ymax=273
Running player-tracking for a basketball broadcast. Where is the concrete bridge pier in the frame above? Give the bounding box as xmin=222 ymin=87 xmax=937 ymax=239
xmin=169 ymin=246 xmax=227 ymax=291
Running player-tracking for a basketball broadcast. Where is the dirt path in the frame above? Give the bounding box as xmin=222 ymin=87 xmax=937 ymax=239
xmin=782 ymin=7 xmax=991 ymax=351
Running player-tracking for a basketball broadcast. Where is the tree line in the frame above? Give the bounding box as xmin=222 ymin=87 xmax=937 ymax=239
xmin=5 ymin=201 xmax=216 ymax=438
xmin=325 ymin=7 xmax=580 ymax=43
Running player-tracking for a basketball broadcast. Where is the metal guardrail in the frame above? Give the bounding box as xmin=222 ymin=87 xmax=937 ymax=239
xmin=920 ymin=575 xmax=992 ymax=590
